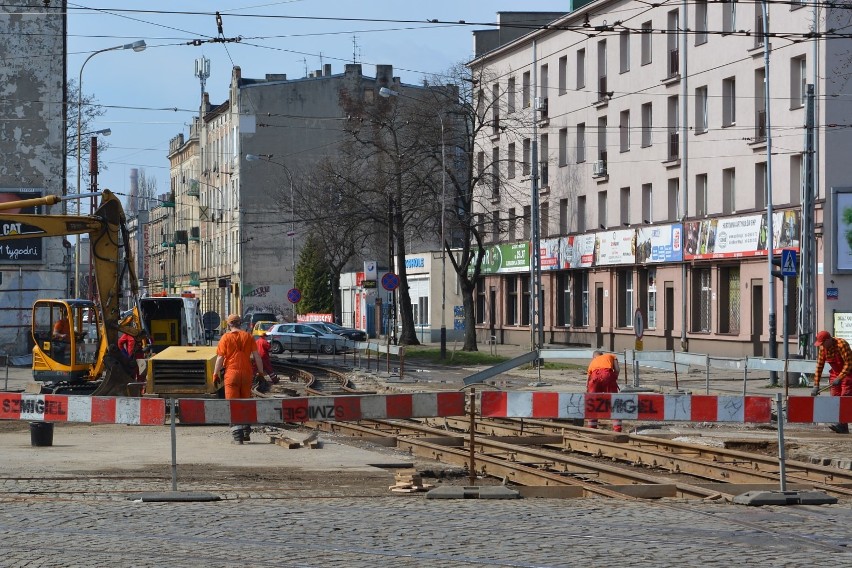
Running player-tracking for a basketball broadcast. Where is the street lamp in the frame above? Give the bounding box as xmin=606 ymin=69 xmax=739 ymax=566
xmin=379 ymin=87 xmax=448 ymax=358
xmin=75 ymin=40 xmax=145 ymax=297
xmin=245 ymin=153 xmax=297 ymax=321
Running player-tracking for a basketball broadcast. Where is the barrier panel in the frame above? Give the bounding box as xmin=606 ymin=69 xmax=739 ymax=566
xmin=787 ymin=396 xmax=852 ymax=424
xmin=480 ymin=391 xmax=772 ymax=423
xmin=178 ymin=392 xmax=466 ymax=425
xmin=0 ymin=393 xmax=165 ymax=425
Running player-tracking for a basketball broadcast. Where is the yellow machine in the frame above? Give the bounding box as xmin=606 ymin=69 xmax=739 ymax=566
xmin=0 ymin=190 xmax=148 ymax=395
xmin=146 ymin=346 xmax=221 ymax=397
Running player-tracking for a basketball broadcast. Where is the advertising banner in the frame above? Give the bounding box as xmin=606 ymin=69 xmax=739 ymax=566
xmin=596 ymin=229 xmax=636 ymax=265
xmin=636 ymin=223 xmax=683 ymax=264
xmin=479 ymin=242 xmax=530 ymax=275
xmin=561 ymin=234 xmax=596 ymax=268
xmin=684 ymin=210 xmax=800 ymax=260
xmin=540 ymin=238 xmax=560 ymax=271
xmin=0 ymin=188 xmax=45 ymax=262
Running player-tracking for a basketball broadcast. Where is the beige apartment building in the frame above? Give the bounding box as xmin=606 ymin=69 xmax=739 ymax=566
xmin=468 ymin=2 xmax=852 ymax=357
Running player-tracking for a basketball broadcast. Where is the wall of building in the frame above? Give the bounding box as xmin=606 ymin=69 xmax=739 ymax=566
xmin=0 ymin=2 xmax=66 ymax=354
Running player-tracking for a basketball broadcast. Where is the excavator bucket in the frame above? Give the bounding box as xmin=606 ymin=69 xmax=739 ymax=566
xmin=90 ymin=346 xmax=139 ymax=397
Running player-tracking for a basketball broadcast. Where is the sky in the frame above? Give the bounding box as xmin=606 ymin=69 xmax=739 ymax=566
xmin=67 ymin=1 xmax=571 ymax=202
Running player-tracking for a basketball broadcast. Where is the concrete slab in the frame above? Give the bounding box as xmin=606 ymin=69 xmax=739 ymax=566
xmin=733 ymin=490 xmax=838 ymax=506
xmin=426 ymin=485 xmax=520 ymax=499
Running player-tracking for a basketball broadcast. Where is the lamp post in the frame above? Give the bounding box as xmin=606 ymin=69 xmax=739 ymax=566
xmin=245 ymin=154 xmax=296 ymax=321
xmin=74 ymin=40 xmax=145 ymax=297
xmin=379 ymin=87 xmax=448 ymax=357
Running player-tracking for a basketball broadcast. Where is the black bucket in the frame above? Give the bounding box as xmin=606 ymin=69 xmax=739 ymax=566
xmin=30 ymin=421 xmax=54 ymax=447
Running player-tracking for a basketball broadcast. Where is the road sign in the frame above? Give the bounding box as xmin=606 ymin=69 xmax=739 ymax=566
xmin=287 ymin=288 xmax=302 ymax=304
xmin=381 ymin=272 xmax=400 ymax=292
xmin=634 ymin=308 xmax=645 ymax=339
xmin=781 ymin=249 xmax=797 ymax=277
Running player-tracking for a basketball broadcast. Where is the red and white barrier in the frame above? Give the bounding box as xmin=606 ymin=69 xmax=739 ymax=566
xmin=480 ymin=392 xmax=773 ymax=423
xmin=0 ymin=393 xmax=165 ymax=425
xmin=178 ymin=392 xmax=466 ymax=425
xmin=787 ymin=396 xmax=852 ymax=423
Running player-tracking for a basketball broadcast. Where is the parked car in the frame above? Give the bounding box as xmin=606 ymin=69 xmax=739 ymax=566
xmin=251 ymin=321 xmax=277 ymax=338
xmin=302 ymin=321 xmax=367 ymax=342
xmin=265 ymin=323 xmax=348 ymax=355
xmin=243 ymin=312 xmax=278 ymax=332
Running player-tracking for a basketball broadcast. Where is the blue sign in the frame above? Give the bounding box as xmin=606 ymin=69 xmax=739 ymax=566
xmin=381 ymin=272 xmax=399 ymax=292
xmin=287 ymin=288 xmax=302 ymax=304
xmin=781 ymin=249 xmax=797 ymax=277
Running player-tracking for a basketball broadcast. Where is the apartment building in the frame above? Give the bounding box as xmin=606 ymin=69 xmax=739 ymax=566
xmin=468 ymin=2 xmax=852 ymax=357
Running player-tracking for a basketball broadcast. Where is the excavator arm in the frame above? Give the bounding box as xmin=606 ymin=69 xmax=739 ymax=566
xmin=0 ymin=190 xmax=145 ymax=395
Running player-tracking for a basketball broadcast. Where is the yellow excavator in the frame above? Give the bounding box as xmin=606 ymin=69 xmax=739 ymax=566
xmin=0 ymin=190 xmax=146 ymax=396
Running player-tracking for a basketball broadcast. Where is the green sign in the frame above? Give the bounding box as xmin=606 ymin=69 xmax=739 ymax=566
xmin=475 ymin=243 xmax=530 ymax=275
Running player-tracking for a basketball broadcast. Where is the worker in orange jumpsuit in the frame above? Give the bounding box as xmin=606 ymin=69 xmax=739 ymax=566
xmin=214 ymin=314 xmax=267 ymax=444
xmin=586 ymin=350 xmax=622 ymax=432
xmin=52 ymin=315 xmax=72 ymax=364
xmin=812 ymin=330 xmax=852 ymax=434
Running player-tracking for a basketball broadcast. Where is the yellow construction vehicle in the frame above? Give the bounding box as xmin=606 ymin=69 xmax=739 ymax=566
xmin=0 ymin=190 xmax=146 ymax=395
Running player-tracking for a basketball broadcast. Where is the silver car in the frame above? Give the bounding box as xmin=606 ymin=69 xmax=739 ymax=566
xmin=265 ymin=323 xmax=348 ymax=355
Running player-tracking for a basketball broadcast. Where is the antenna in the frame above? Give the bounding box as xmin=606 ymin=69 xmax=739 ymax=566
xmin=352 ymin=35 xmax=360 ymax=63
xmin=301 ymin=57 xmax=308 ymax=77
xmin=194 ymin=56 xmax=210 ymax=118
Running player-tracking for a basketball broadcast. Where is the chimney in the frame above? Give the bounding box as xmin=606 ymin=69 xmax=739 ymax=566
xmin=129 ymin=168 xmax=139 ymax=215
xmin=375 ymin=64 xmax=393 ymax=86
xmin=323 ymin=64 xmax=332 ymax=76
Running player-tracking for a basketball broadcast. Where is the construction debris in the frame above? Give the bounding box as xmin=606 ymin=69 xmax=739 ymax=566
xmin=389 ymin=468 xmax=433 ymax=493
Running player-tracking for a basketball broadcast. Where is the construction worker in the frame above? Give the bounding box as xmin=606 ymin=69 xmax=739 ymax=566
xmin=52 ymin=314 xmax=72 ymax=364
xmin=118 ymin=332 xmax=146 ymax=383
xmin=252 ymin=331 xmax=278 ymax=393
xmin=213 ymin=314 xmax=267 ymax=444
xmin=586 ymin=350 xmax=622 ymax=432
xmin=812 ymin=330 xmax=852 ymax=434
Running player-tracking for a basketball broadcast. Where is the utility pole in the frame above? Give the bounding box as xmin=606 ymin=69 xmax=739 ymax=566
xmin=761 ymin=0 xmax=778 ymax=386
xmin=530 ymin=39 xmax=544 ymax=352
xmin=799 ymin=85 xmax=816 ymax=358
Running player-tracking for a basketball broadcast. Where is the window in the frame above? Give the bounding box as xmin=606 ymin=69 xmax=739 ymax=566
xmin=540 ymin=63 xmax=548 ymax=101
xmin=576 ymin=123 xmax=586 ymax=163
xmin=719 ymin=267 xmax=741 ymax=334
xmin=477 ymin=151 xmax=485 ymax=181
xmin=476 ymin=278 xmax=486 ymax=324
xmin=646 ymin=268 xmax=657 ymax=329
xmin=642 ymin=183 xmax=653 ymax=223
xmin=641 ymin=21 xmax=652 ymax=65
xmin=417 ymin=296 xmax=429 ymax=326
xmin=558 ymin=55 xmax=567 ymax=95
xmin=695 ymin=86 xmax=708 ymax=134
xmin=722 ymin=167 xmax=736 ymax=214
xmin=692 ymin=268 xmax=712 ymax=332
xmin=597 ymin=40 xmax=607 ymax=100
xmin=598 ymin=190 xmax=608 ymax=229
xmin=755 ymin=68 xmax=766 ymax=141
xmin=577 ymin=196 xmax=586 ymax=233
xmin=667 ymin=95 xmax=679 ymax=160
xmin=523 ymin=205 xmax=531 ymax=240
xmin=695 ymin=0 xmax=708 ymax=45
xmin=723 ymin=0 xmax=736 ymax=34
xmin=790 ymin=153 xmax=803 ymax=205
xmin=521 ymin=275 xmax=531 ymax=326
xmin=522 ymin=139 xmax=531 ymax=176
xmin=492 ymin=83 xmax=500 ymax=135
xmin=576 ymin=48 xmax=585 ymax=89
xmin=491 ymin=147 xmax=500 ymax=198
xmin=695 ymin=174 xmax=708 ymax=217
xmin=618 ymin=269 xmax=634 ymax=327
xmin=723 ymin=77 xmax=736 ymax=126
xmin=559 ymin=198 xmax=568 ymax=234
xmin=508 ymin=142 xmax=516 ymax=179
xmin=540 ymin=134 xmax=549 ymax=187
xmin=641 ymin=103 xmax=652 ymax=147
xmin=574 ymin=271 xmax=590 ymax=327
xmin=667 ymin=10 xmax=679 ymax=77
xmin=507 ymin=77 xmax=516 ymax=113
xmin=791 ymin=56 xmax=806 ymax=108
xmin=619 ymin=30 xmax=630 ymax=73
xmin=506 ymin=275 xmax=518 ymax=325
xmin=597 ymin=116 xmax=607 ymax=162
xmin=667 ymin=178 xmax=679 ymax=221
xmin=754 ymin=2 xmax=767 ymax=49
xmin=559 ymin=128 xmax=568 ymax=166
xmin=619 ymin=110 xmax=630 ymax=152
xmin=508 ymin=207 xmax=516 ymax=241
xmin=541 ymin=201 xmax=549 ymax=238
xmin=522 ymin=71 xmax=531 ymax=108
xmin=755 ymin=162 xmax=767 ymax=209
xmin=557 ymin=273 xmax=572 ymax=326
xmin=620 ymin=187 xmax=630 ymax=226
xmin=491 ymin=210 xmax=500 ymax=242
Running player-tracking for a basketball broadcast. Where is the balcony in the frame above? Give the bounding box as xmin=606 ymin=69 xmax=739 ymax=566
xmin=174 ymin=230 xmax=188 ymax=245
xmin=162 ymin=192 xmax=175 ymax=208
xmin=186 ymin=180 xmax=199 ymax=197
xmin=189 ymin=226 xmax=200 ymax=241
xmin=189 ymin=271 xmax=200 ymax=286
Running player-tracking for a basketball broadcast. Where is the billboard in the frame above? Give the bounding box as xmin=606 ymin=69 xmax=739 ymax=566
xmin=636 ymin=223 xmax=683 ymax=264
xmin=684 ymin=210 xmax=799 ymax=260
xmin=596 ymin=229 xmax=636 ymax=266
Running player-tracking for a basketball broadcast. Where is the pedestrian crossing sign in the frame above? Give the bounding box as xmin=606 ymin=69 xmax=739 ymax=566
xmin=781 ymin=249 xmax=797 ymax=277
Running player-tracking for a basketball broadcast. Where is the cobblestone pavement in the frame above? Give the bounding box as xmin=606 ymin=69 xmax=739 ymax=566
xmin=0 ymin=496 xmax=850 ymax=567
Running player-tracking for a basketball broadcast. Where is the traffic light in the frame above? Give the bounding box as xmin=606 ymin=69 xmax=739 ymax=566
xmin=771 ymin=254 xmax=784 ymax=279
